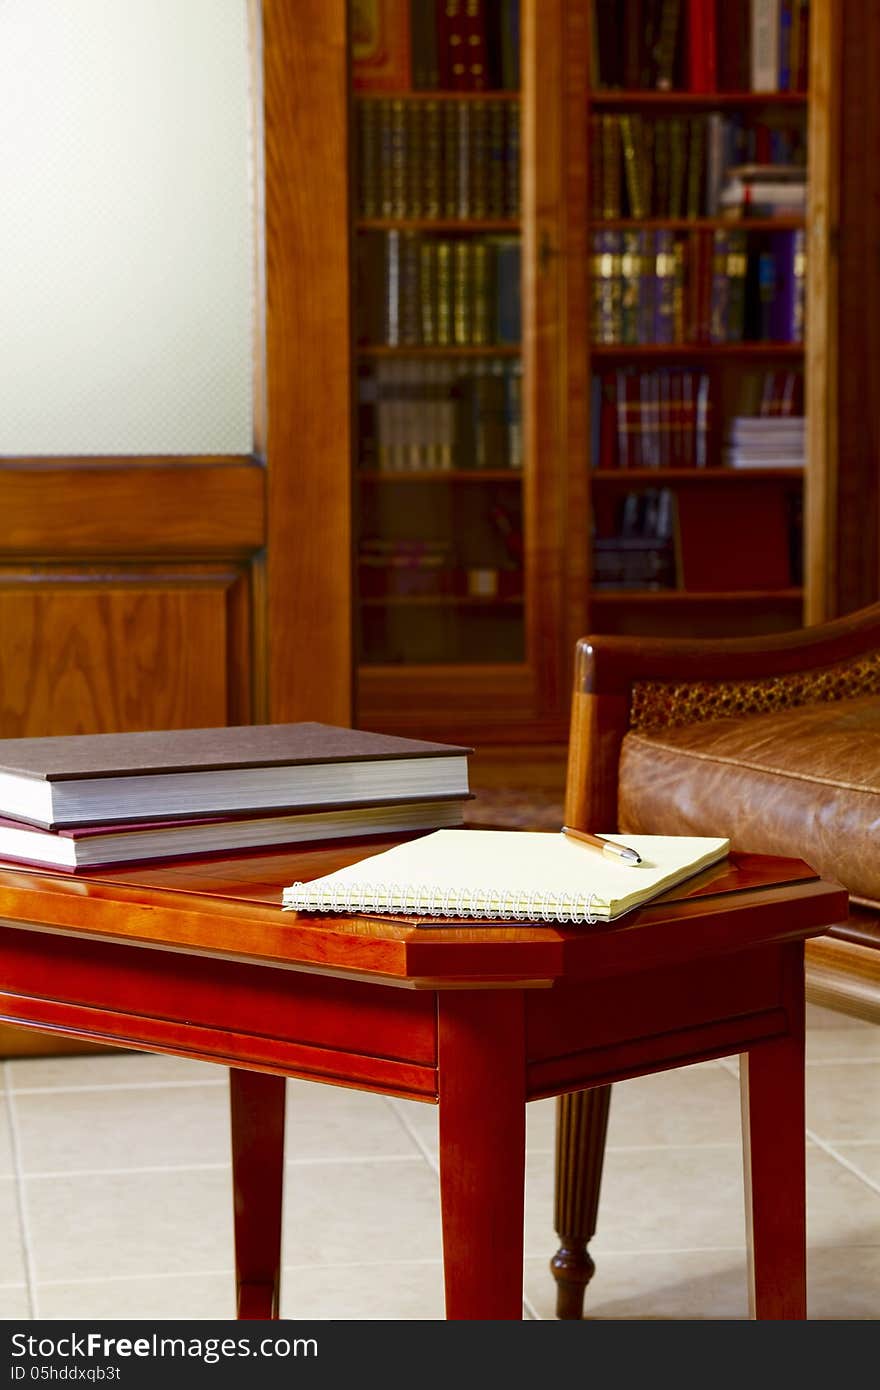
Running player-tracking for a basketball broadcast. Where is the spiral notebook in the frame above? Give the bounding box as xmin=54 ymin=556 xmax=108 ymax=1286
xmin=281 ymin=829 xmax=731 ymax=924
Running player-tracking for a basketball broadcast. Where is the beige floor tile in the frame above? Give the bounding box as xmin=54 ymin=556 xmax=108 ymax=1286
xmin=806 ymin=1024 xmax=880 ymax=1062
xmin=24 ymin=1168 xmax=233 ymax=1284
xmin=282 ymin=1157 xmax=442 ymax=1267
xmin=828 ymin=1142 xmax=880 ymax=1189
xmin=7 ymin=1051 xmax=224 ymax=1090
xmin=0 ymin=1180 xmax=27 ymax=1285
xmin=806 ymin=1003 xmax=867 ymax=1030
xmin=806 ymin=1062 xmax=880 ymax=1144
xmin=285 ymin=1080 xmax=424 ymax=1160
xmin=525 ymin=1249 xmax=749 ymax=1320
xmin=604 ymin=1064 xmax=740 ymax=1148
xmin=12 ymin=1083 xmax=231 ymax=1175
xmin=807 ymin=1148 xmax=880 ymax=1246
xmin=0 ymin=1286 xmax=30 ymax=1319
xmin=35 ymin=1272 xmax=235 ymax=1321
xmin=280 ymin=1260 xmax=446 ymax=1320
xmin=525 ymin=1146 xmax=747 ymax=1257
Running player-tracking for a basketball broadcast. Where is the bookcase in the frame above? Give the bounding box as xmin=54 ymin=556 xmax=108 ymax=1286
xmin=348 ymin=0 xmax=837 ymax=743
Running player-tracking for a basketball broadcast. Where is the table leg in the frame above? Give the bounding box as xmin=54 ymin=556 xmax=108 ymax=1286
xmin=550 ymin=1085 xmax=612 ymax=1319
xmin=438 ymin=991 xmax=526 ymax=1320
xmin=740 ymin=1012 xmax=807 ymax=1319
xmin=229 ymin=1068 xmax=286 ymax=1320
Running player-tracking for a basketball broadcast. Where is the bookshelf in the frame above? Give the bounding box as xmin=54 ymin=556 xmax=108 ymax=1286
xmin=348 ymin=0 xmax=836 ymax=742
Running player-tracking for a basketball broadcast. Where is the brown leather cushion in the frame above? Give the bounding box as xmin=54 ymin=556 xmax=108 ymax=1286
xmin=618 ymin=693 xmax=880 ymax=907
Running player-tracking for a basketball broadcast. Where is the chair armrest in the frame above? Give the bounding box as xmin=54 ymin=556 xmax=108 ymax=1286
xmin=565 ymin=602 xmax=880 ymax=832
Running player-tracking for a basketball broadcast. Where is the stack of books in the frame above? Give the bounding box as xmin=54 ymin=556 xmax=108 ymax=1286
xmin=0 ymin=723 xmax=472 ymax=872
xmin=725 ymin=415 xmax=806 ymax=468
xmin=720 ymin=164 xmax=807 ymax=218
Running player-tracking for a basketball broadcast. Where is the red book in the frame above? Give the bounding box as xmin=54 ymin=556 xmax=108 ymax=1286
xmin=687 ymin=0 xmax=716 ymax=93
xmin=438 ymin=0 xmax=469 ymax=89
xmin=460 ymin=0 xmax=490 ymax=92
xmin=352 ymin=0 xmax=412 ymax=92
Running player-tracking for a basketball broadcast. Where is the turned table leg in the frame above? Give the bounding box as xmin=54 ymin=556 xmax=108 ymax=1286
xmin=438 ymin=991 xmax=526 ymax=1320
xmin=551 ymin=1085 xmax=612 ymax=1319
xmin=740 ymin=963 xmax=808 ymax=1319
xmin=229 ymin=1068 xmax=287 ymax=1319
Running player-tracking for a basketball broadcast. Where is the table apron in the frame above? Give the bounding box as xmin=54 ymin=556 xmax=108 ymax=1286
xmin=0 ymin=923 xmax=439 ymax=1101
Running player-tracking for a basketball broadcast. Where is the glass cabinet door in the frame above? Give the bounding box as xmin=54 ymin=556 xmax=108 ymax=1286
xmin=351 ymin=1 xmax=524 ymax=674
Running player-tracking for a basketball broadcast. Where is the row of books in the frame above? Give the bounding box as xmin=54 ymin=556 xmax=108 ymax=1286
xmin=591 ymin=369 xmax=711 ymax=469
xmin=359 ymin=537 xmax=522 ymax=601
xmin=357 ymin=230 xmax=521 ymax=346
xmin=590 ymin=227 xmax=805 ymax=344
xmin=359 ymin=359 xmax=523 ymax=473
xmin=589 ymin=112 xmax=806 ymax=220
xmin=591 ymin=488 xmax=678 ymax=589
xmin=591 ymin=0 xmax=810 ymax=93
xmin=591 ymin=367 xmax=804 ymax=469
xmin=356 ymin=97 xmax=520 ymax=221
xmin=353 ymin=0 xmax=520 ymax=93
xmin=725 ymin=414 xmax=805 ymax=468
xmin=0 ymin=723 xmax=473 ymax=872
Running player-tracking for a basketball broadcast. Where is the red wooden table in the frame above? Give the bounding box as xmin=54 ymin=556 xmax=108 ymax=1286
xmin=0 ymin=838 xmax=846 ymax=1320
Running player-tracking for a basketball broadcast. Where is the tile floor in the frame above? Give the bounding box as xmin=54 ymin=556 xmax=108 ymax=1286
xmin=0 ymin=1002 xmax=878 ymax=1321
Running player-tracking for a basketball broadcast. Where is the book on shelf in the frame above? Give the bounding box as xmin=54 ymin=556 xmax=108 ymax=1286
xmin=590 ymin=114 xmax=806 ymax=219
xmin=358 ymin=357 xmax=522 ymax=472
xmin=725 ymin=414 xmax=805 ymax=468
xmin=589 ymin=226 xmax=803 ymax=344
xmin=594 ymin=367 xmax=711 ymax=469
xmin=352 ymin=0 xmax=412 ymax=92
xmin=0 ymin=724 xmax=472 ymax=831
xmin=356 ymin=230 xmax=521 ymax=348
xmin=592 ymin=486 xmax=679 ymax=589
xmin=356 ymin=97 xmax=520 ymax=220
xmin=590 ymin=0 xmax=809 ymax=94
xmin=282 ymin=828 xmax=731 ymax=924
xmin=0 ymin=797 xmax=473 ymax=874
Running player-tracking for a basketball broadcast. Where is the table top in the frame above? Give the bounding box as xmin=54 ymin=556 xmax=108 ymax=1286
xmin=0 ymin=836 xmax=849 ymax=989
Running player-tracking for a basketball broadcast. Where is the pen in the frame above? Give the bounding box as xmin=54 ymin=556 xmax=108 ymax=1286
xmin=561 ymin=825 xmax=642 ymax=866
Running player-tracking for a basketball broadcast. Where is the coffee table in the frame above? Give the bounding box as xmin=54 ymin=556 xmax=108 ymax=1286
xmin=0 ymin=838 xmax=846 ymax=1320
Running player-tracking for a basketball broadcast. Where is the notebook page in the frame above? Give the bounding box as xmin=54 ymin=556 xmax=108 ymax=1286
xmin=282 ymin=829 xmax=730 ymax=922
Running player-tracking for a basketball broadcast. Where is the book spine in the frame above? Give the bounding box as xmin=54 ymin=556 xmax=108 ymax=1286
xmin=461 ymin=0 xmax=490 ymax=92
xmin=601 ymin=114 xmax=622 ymax=219
xmin=411 ymin=0 xmax=440 ymax=89
xmin=469 ymin=99 xmax=489 ymax=218
xmin=487 ymin=100 xmax=506 ymax=217
xmin=420 ymin=239 xmax=439 ymax=345
xmin=504 ymin=101 xmax=521 ymax=218
xmin=624 ymin=0 xmax=643 ymax=90
xmin=506 ymin=358 xmax=523 ymax=468
xmin=653 ymin=118 xmax=670 ymax=217
xmin=438 ymin=361 xmax=456 ymax=469
xmin=436 ymin=240 xmax=454 ymax=344
xmin=779 ymin=0 xmax=793 ymax=89
xmin=442 ymin=102 xmax=459 ymax=218
xmin=422 ymin=100 xmax=442 ymax=220
xmin=655 ymin=0 xmax=682 ymax=90
xmin=593 ymin=229 xmax=622 ymax=345
xmin=399 ymin=231 xmax=422 ymax=344
xmin=667 ymin=116 xmax=687 ymax=218
xmin=455 ymin=99 xmax=471 ymax=217
xmin=453 ymin=240 xmax=473 ymax=344
xmin=726 ymin=229 xmax=748 ymax=343
xmin=439 ymin=0 xmax=468 ymax=89
xmin=620 ymin=113 xmax=647 ymax=219
xmin=500 ymin=0 xmax=521 ymax=89
xmin=389 ymin=98 xmax=408 ymax=219
xmin=357 ymin=99 xmax=379 ymax=218
xmin=654 ymin=230 xmax=676 ymax=345
xmin=751 ymin=0 xmax=781 ymax=91
xmin=494 ymin=236 xmax=522 ymax=344
xmin=378 ymin=99 xmax=394 ymax=217
xmin=385 ymin=229 xmax=401 ymax=346
xmin=709 ymin=229 xmax=730 ymax=343
xmin=695 ymin=371 xmax=710 ymax=467
xmin=704 ymin=112 xmax=724 ymax=217
xmin=685 ymin=116 xmax=705 ymax=221
xmin=616 ymin=368 xmax=632 ymax=469
xmin=620 ymin=231 xmax=642 ymax=346
xmin=791 ymin=227 xmax=806 ymax=342
xmin=406 ymin=101 xmax=424 ymax=218
xmin=470 ymin=240 xmax=491 ymax=344
xmin=638 ymin=228 xmax=655 ymax=344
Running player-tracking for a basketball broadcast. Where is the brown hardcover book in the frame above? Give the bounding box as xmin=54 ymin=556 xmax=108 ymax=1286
xmin=0 ymin=724 xmax=473 ymax=830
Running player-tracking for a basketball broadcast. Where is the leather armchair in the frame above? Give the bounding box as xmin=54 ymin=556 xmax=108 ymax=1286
xmin=550 ymin=602 xmax=880 ymax=1318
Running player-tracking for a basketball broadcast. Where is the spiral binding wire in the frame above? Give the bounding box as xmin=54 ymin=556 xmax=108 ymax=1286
xmin=282 ymin=881 xmax=600 ymax=925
